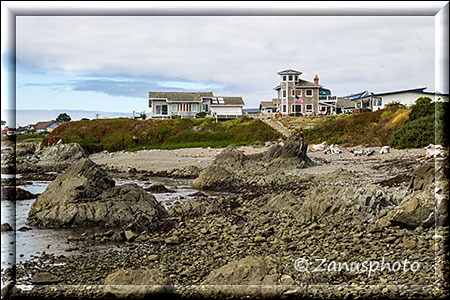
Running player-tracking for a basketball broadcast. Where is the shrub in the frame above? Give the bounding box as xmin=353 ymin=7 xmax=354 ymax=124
xmin=385 ymin=101 xmax=406 ymax=109
xmin=195 ymin=112 xmax=207 ymax=118
xmin=389 ymin=115 xmax=435 ymax=149
xmin=390 ymin=100 xmax=448 ymax=148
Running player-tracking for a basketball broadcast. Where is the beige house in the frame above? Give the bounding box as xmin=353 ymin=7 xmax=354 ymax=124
xmin=272 ymin=69 xmax=321 ymax=115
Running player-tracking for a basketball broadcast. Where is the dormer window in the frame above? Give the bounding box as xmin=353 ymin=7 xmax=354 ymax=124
xmin=289 ymin=75 xmax=293 ymax=81
xmin=282 ymin=75 xmax=286 ymax=81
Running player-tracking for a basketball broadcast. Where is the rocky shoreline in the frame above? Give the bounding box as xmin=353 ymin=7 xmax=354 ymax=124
xmin=1 ymin=138 xmax=449 ymax=299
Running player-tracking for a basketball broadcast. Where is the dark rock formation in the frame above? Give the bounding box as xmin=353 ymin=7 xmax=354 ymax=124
xmin=1 ymin=187 xmax=39 ymax=201
xmin=377 ymin=161 xmax=447 ymax=228
xmin=193 ymin=132 xmax=313 ymax=192
xmin=27 ymin=158 xmax=170 ymax=232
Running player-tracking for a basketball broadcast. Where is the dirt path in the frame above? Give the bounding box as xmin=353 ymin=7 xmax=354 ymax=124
xmin=262 ymin=118 xmax=291 ymax=137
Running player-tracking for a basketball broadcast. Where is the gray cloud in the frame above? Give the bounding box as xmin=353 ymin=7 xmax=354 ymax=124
xmin=16 ymin=16 xmax=437 ymax=107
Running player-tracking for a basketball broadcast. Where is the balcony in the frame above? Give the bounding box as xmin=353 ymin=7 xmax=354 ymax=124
xmin=319 ymin=95 xmax=338 ymax=101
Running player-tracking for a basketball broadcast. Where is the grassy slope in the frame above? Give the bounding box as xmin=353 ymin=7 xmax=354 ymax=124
xmin=43 ymin=117 xmax=283 ymax=153
xmin=303 ymin=106 xmax=410 ymax=147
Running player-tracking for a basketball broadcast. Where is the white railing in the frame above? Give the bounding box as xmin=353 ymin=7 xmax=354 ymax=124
xmin=319 ymin=95 xmax=338 ymax=101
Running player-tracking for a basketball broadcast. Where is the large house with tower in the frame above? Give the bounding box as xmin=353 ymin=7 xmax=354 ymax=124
xmin=260 ymin=69 xmax=342 ymax=116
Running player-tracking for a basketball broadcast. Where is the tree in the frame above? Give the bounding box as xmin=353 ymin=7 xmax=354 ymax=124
xmin=1 ymin=120 xmax=6 ymax=127
xmin=415 ymin=97 xmax=432 ymax=105
xmin=56 ymin=113 xmax=71 ymax=123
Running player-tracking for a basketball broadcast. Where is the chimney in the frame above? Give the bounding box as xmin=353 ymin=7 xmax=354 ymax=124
xmin=314 ymin=75 xmax=319 ymax=85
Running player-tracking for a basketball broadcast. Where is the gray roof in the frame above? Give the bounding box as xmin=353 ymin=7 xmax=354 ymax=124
xmin=211 ymin=97 xmax=245 ymax=106
xmin=260 ymin=100 xmax=277 ymax=108
xmin=336 ymin=98 xmax=356 ymax=108
xmin=149 ymin=91 xmax=214 ymax=102
xmin=277 ymin=69 xmax=302 ymax=75
xmin=295 ymin=79 xmax=321 ymax=88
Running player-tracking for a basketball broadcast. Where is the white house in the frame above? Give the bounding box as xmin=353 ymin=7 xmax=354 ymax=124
xmin=353 ymin=87 xmax=449 ymax=110
xmin=148 ymin=91 xmax=244 ymax=119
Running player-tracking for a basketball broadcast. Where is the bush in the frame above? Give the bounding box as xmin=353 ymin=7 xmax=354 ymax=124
xmin=195 ymin=112 xmax=207 ymax=118
xmin=389 ymin=100 xmax=448 ymax=148
xmin=385 ymin=101 xmax=406 ymax=109
xmin=389 ymin=115 xmax=435 ymax=149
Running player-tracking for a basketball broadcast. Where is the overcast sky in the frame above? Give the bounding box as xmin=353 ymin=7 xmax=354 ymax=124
xmin=5 ymin=14 xmax=441 ymax=122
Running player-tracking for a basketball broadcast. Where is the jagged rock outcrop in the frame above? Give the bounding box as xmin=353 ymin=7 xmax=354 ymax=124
xmin=104 ymin=268 xmax=174 ymax=297
xmin=1 ymin=187 xmax=39 ymax=201
xmin=377 ymin=161 xmax=448 ymax=228
xmin=28 ymin=158 xmax=169 ymax=231
xmin=193 ymin=132 xmax=313 ymax=191
xmin=17 ymin=143 xmax=88 ymax=173
xmin=16 ymin=142 xmax=39 ymax=157
xmin=259 ymin=180 xmax=397 ymax=225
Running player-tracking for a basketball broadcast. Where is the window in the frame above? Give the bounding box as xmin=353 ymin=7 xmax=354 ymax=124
xmin=283 ymin=75 xmax=286 ymax=81
xmin=202 ymin=104 xmax=209 ymax=112
xmin=295 ymin=75 xmax=298 ymax=82
xmin=292 ymin=104 xmax=302 ymax=113
xmin=283 ymin=90 xmax=287 ymax=97
xmin=291 ymin=89 xmax=295 ymax=96
xmin=282 ymin=105 xmax=287 ymax=113
xmin=155 ymin=104 xmax=168 ymax=115
xmin=357 ymin=102 xmax=361 ymax=109
xmin=295 ymin=89 xmax=302 ymax=96
xmin=289 ymin=75 xmax=293 ymax=81
xmin=305 ymin=89 xmax=313 ymax=97
xmin=373 ymin=98 xmax=382 ymax=107
xmin=171 ymin=104 xmax=177 ymax=112
xmin=306 ymin=104 xmax=313 ymax=112
xmin=192 ymin=103 xmax=198 ymax=112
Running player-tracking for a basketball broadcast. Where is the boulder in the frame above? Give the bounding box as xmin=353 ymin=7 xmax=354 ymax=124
xmin=17 ymin=143 xmax=88 ymax=173
xmin=324 ymin=144 xmax=342 ymax=154
xmin=16 ymin=142 xmax=39 ymax=157
xmin=104 ymin=268 xmax=173 ymax=297
xmin=31 ymin=272 xmax=61 ymax=285
xmin=379 ymin=146 xmax=390 ymax=154
xmin=192 ymin=165 xmax=235 ymax=191
xmin=1 ymin=187 xmax=39 ymax=201
xmin=309 ymin=141 xmax=328 ymax=152
xmin=351 ymin=147 xmax=375 ymax=156
xmin=200 ymin=256 xmax=282 ymax=298
xmin=169 ymin=165 xmax=201 ymax=178
xmin=145 ymin=184 xmax=174 ymax=193
xmin=377 ymin=162 xmax=444 ymax=228
xmin=28 ymin=158 xmax=169 ymax=232
xmin=1 ymin=223 xmax=13 ymax=232
xmin=425 ymin=144 xmax=447 ymax=158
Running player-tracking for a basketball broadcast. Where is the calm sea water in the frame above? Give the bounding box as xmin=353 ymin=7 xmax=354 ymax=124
xmin=1 ymin=174 xmax=220 ymax=274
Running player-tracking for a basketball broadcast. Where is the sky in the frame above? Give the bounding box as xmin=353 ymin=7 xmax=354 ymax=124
xmin=1 ymin=7 xmax=447 ymax=126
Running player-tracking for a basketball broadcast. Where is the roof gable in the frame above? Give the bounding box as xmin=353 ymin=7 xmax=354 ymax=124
xmin=149 ymin=91 xmax=214 ymax=102
xmin=211 ymin=97 xmax=245 ymax=106
xmin=33 ymin=121 xmax=57 ymax=129
xmin=295 ymin=79 xmax=321 ymax=87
